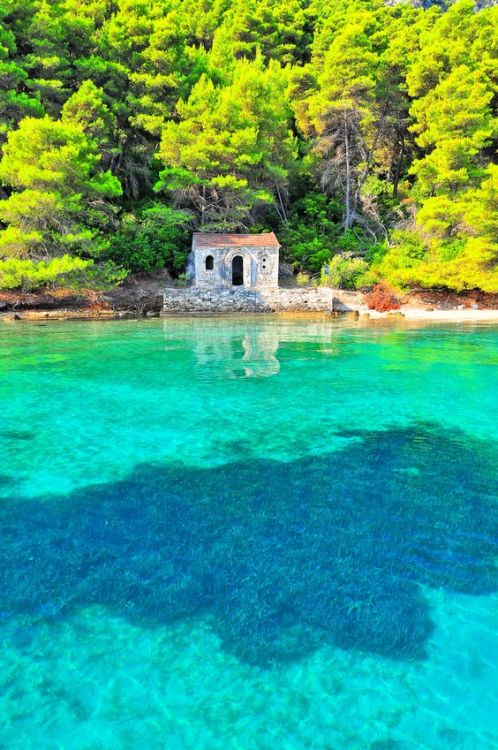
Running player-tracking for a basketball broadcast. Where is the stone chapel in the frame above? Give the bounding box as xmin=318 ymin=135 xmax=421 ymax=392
xmin=188 ymin=233 xmax=280 ymax=290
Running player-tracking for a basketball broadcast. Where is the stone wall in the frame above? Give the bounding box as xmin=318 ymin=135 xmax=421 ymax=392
xmin=161 ymin=287 xmax=336 ymax=313
xmin=192 ymin=246 xmax=279 ymax=290
xmin=332 ymin=289 xmax=368 ymax=312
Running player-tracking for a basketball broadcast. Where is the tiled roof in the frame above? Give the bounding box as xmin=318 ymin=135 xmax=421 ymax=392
xmin=193 ymin=232 xmax=280 ymax=249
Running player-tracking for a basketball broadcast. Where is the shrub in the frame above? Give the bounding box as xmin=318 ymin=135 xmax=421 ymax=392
xmin=65 ymin=260 xmax=128 ymax=290
xmin=279 ymin=191 xmax=342 ymax=273
xmin=365 ymin=282 xmax=400 ymax=312
xmin=376 ymin=232 xmax=498 ymax=293
xmin=296 ymin=271 xmax=311 ymax=286
xmin=0 ymin=256 xmax=90 ymax=290
xmin=106 ymin=203 xmax=191 ymax=275
xmin=321 ymin=252 xmax=369 ymax=289
xmin=0 ymin=256 xmax=126 ymax=291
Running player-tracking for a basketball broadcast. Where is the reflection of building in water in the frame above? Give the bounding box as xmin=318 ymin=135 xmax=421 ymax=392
xmin=195 ymin=327 xmax=280 ymax=378
xmin=163 ymin=319 xmax=339 ymax=378
xmin=239 ymin=331 xmax=280 ymax=378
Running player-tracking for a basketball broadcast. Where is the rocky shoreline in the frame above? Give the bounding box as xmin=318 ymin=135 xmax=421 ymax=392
xmin=2 ymin=273 xmax=498 ymax=323
xmin=0 ymin=271 xmax=169 ymax=321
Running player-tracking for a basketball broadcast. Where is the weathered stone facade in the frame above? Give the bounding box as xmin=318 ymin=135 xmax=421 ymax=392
xmin=163 ymin=232 xmax=369 ymax=314
xmin=190 ymin=233 xmax=280 ymax=290
xmin=161 ymin=287 xmax=335 ymax=313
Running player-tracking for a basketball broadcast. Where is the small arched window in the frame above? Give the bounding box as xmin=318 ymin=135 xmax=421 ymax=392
xmin=205 ymin=255 xmax=214 ymax=271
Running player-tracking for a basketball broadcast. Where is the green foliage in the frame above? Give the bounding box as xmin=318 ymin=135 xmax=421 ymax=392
xmin=410 ymin=66 xmax=494 ymax=196
xmin=61 ymin=80 xmax=117 ymax=162
xmin=0 ymin=0 xmax=496 ymax=292
xmin=0 ymin=19 xmax=45 ymax=148
xmin=210 ymin=0 xmax=311 ymax=69
xmin=0 ymin=254 xmax=126 ymax=291
xmin=106 ymin=203 xmax=191 ymax=275
xmin=294 ymin=269 xmax=312 ymax=286
xmin=0 ymin=115 xmax=122 ymax=260
xmin=0 ymin=255 xmax=90 ymax=290
xmin=65 ymin=259 xmax=128 ymax=290
xmin=279 ymin=192 xmax=341 ymax=272
xmin=374 ymin=1 xmax=498 ymax=293
xmin=377 ymin=237 xmax=498 ymax=294
xmin=155 ymin=58 xmax=296 ymax=229
xmin=0 ymin=115 xmax=120 ymax=196
xmin=321 ymin=253 xmax=370 ymax=290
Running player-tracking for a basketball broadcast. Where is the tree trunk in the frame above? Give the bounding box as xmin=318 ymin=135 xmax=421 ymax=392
xmin=344 ymin=112 xmax=352 ymax=229
xmin=275 ymin=184 xmax=288 ymax=224
xmin=392 ymin=136 xmax=405 ymax=198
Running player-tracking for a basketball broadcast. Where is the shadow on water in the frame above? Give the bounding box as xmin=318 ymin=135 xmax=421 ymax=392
xmin=1 ymin=423 xmax=497 ymax=667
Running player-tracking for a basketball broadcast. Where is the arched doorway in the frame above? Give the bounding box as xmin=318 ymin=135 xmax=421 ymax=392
xmin=232 ymin=255 xmax=244 ymax=286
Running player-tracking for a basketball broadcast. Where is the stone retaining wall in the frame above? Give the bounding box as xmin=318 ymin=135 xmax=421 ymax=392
xmin=332 ymin=290 xmax=368 ymax=312
xmin=161 ymin=287 xmax=337 ymax=313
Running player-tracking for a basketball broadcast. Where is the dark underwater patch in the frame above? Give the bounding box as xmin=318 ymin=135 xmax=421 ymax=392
xmin=0 ymin=429 xmax=34 ymax=442
xmin=0 ymin=422 xmax=497 ymax=667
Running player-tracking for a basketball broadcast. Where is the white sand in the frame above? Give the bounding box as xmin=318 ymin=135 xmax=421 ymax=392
xmin=361 ymin=306 xmax=498 ymax=322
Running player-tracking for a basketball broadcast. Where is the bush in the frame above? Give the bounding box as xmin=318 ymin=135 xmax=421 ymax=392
xmin=0 ymin=256 xmax=90 ymax=291
xmin=296 ymin=271 xmax=311 ymax=286
xmin=106 ymin=203 xmax=191 ymax=275
xmin=65 ymin=260 xmax=128 ymax=290
xmin=365 ymin=282 xmax=400 ymax=312
xmin=375 ymin=231 xmax=498 ymax=293
xmin=0 ymin=256 xmax=127 ymax=291
xmin=321 ymin=252 xmax=369 ymax=289
xmin=279 ymin=192 xmax=342 ymax=273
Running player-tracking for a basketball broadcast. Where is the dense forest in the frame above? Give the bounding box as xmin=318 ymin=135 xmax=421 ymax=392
xmin=0 ymin=0 xmax=496 ymax=292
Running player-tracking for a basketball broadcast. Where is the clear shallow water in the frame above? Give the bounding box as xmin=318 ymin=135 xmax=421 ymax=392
xmin=0 ymin=316 xmax=497 ymax=749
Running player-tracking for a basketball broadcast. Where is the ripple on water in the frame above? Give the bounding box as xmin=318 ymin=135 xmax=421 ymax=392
xmin=1 ymin=318 xmax=498 ymax=749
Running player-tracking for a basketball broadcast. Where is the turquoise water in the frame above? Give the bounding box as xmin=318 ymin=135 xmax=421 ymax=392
xmin=1 ymin=316 xmax=497 ymax=749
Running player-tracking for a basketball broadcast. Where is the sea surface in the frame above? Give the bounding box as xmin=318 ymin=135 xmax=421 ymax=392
xmin=0 ymin=315 xmax=497 ymax=750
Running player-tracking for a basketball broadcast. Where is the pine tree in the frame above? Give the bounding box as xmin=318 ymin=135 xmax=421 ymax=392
xmin=0 ymin=116 xmax=122 ymax=259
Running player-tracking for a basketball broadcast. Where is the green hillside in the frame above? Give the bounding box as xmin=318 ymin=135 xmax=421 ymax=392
xmin=0 ymin=0 xmax=496 ymax=292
